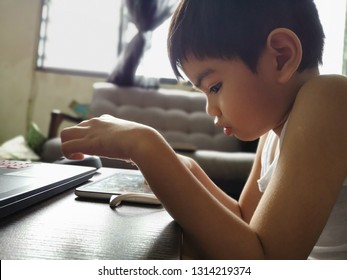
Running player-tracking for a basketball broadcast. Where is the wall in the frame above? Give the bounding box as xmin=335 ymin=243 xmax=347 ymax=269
xmin=0 ymin=0 xmax=103 ymax=144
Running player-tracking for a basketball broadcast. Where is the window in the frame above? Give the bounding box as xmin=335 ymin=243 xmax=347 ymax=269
xmin=36 ymin=0 xmax=176 ymax=79
xmin=37 ymin=0 xmax=123 ymax=75
xmin=37 ymin=0 xmax=347 ymax=79
xmin=315 ymin=0 xmax=347 ymax=74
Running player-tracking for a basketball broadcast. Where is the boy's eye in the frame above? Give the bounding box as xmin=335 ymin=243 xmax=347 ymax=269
xmin=209 ymin=83 xmax=222 ymax=94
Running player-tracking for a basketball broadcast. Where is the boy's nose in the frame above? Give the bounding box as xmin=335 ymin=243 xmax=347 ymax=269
xmin=205 ymin=100 xmax=221 ymax=118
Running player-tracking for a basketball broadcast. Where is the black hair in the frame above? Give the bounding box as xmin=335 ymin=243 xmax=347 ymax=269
xmin=168 ymin=0 xmax=325 ymax=79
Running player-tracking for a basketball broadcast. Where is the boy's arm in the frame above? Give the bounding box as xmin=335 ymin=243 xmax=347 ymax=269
xmin=176 ymin=154 xmax=243 ymax=217
xmin=250 ymin=75 xmax=347 ymax=258
xmin=238 ymin=135 xmax=266 ymax=223
xmin=61 ymin=115 xmax=267 ymax=259
xmin=176 ymin=136 xmax=266 ymax=224
xmin=178 ymin=139 xmax=265 ymax=258
xmin=130 ymin=129 xmax=265 ymax=259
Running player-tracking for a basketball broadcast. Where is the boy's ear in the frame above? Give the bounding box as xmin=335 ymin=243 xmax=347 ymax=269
xmin=266 ymin=28 xmax=302 ymax=83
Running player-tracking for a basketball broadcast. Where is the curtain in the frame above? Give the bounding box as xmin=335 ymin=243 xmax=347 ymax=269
xmin=107 ymin=0 xmax=177 ymax=88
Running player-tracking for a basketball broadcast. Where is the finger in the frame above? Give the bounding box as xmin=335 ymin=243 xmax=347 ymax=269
xmin=60 ymin=125 xmax=89 ymax=142
xmin=77 ymin=118 xmax=95 ymax=127
xmin=61 ymin=139 xmax=92 ymax=158
xmin=65 ymin=153 xmax=85 ymax=160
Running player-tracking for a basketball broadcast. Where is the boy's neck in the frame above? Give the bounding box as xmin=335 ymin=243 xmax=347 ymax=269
xmin=273 ymin=67 xmax=320 ymax=137
xmin=292 ymin=67 xmax=320 ymax=96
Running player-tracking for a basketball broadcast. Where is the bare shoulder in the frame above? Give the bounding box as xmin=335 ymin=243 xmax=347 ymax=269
xmin=301 ymin=74 xmax=347 ymax=90
xmin=289 ymin=74 xmax=347 ymax=164
xmin=249 ymin=75 xmax=347 ymax=258
xmin=296 ymin=74 xmax=347 ymax=111
xmin=284 ymin=74 xmax=347 ymax=188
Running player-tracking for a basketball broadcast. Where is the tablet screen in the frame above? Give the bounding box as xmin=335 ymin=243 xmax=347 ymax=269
xmin=75 ymin=169 xmax=153 ymax=200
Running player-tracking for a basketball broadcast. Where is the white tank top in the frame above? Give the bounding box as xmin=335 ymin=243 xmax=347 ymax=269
xmin=257 ymin=122 xmax=347 ymax=259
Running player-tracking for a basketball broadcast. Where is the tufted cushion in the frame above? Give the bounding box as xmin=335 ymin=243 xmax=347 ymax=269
xmin=91 ymin=82 xmax=241 ymax=152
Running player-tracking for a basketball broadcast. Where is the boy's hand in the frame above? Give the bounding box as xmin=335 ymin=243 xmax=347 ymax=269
xmin=60 ymin=114 xmax=153 ymax=161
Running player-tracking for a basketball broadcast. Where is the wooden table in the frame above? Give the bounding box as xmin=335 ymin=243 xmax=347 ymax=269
xmin=0 ymin=169 xmax=181 ymax=260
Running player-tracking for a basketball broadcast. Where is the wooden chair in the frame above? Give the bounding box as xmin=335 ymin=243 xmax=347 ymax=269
xmin=47 ymin=109 xmax=83 ymax=139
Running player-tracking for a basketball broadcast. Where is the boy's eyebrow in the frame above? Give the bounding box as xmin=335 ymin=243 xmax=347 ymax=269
xmin=194 ymin=69 xmax=216 ymax=88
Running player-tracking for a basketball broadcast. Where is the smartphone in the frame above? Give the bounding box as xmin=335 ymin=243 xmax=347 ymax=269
xmin=75 ymin=168 xmax=161 ymax=206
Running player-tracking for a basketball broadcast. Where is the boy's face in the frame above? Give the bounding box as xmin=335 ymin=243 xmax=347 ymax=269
xmin=181 ymin=55 xmax=292 ymax=141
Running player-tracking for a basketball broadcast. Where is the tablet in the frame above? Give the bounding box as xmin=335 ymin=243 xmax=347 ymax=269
xmin=75 ymin=168 xmax=161 ymax=206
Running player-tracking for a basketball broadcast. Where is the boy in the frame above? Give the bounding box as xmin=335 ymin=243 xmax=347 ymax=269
xmin=61 ymin=0 xmax=347 ymax=259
